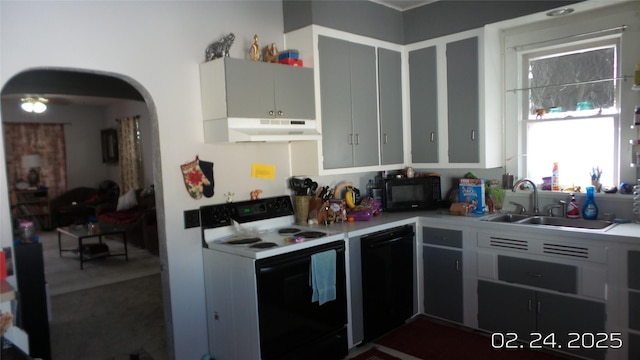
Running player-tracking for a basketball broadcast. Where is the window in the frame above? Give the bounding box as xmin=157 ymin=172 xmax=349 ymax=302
xmin=521 ymin=40 xmax=619 ymax=189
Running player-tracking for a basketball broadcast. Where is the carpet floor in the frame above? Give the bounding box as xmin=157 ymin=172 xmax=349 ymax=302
xmin=41 ymin=229 xmax=161 ymax=296
xmin=49 ymin=274 xmax=167 ymax=360
xmin=36 ymin=230 xmax=167 ymax=360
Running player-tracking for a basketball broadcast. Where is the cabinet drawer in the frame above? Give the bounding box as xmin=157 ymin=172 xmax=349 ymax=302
xmin=629 ymin=251 xmax=640 ymax=290
xmin=630 ymin=292 xmax=640 ymax=330
xmin=498 ymin=255 xmax=577 ymax=294
xmin=423 ymin=227 xmax=462 ymax=248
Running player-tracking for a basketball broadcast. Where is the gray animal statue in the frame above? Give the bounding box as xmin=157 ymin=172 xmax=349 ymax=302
xmin=205 ymin=33 xmax=235 ymax=61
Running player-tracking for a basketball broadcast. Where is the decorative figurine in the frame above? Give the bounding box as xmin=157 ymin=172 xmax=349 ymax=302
xmin=263 ymin=43 xmax=278 ymax=63
xmin=535 ymin=108 xmax=547 ymax=119
xmin=250 ymin=189 xmax=263 ymax=200
xmin=205 ymin=33 xmax=235 ymax=61
xmin=249 ymin=34 xmax=262 ymax=61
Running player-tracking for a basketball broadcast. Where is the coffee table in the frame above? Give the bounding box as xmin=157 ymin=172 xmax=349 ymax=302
xmin=57 ymin=225 xmax=128 ymax=269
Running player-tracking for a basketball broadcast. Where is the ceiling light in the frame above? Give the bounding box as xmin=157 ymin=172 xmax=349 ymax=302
xmin=546 ymin=8 xmax=574 ymax=17
xmin=20 ymin=97 xmax=48 ymax=113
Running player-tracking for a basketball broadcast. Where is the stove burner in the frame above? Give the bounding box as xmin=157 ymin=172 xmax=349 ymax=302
xmin=293 ymin=231 xmax=326 ymax=239
xmin=250 ymin=242 xmax=278 ymax=249
xmin=227 ymin=237 xmax=261 ymax=245
xmin=278 ymin=228 xmax=300 ymax=235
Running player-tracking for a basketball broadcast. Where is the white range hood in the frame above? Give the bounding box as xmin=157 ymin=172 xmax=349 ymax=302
xmin=203 ymin=118 xmax=321 ymax=143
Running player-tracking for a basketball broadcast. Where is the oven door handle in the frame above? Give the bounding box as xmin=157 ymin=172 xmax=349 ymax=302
xmin=257 ymin=256 xmax=312 ymax=274
xmin=368 ymin=235 xmax=410 ymax=249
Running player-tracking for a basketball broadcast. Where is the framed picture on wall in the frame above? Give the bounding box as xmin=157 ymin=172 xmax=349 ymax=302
xmin=101 ymin=128 xmax=118 ymax=163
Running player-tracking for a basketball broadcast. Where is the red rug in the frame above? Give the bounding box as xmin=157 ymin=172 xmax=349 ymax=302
xmin=349 ymin=347 xmax=401 ymax=360
xmin=375 ymin=316 xmax=566 ymax=360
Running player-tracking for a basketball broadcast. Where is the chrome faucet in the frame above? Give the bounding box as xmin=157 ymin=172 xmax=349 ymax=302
xmin=548 ymin=200 xmax=567 ymax=217
xmin=512 ymin=178 xmax=539 ymax=214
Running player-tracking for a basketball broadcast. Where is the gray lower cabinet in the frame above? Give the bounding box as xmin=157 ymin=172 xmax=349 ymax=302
xmin=422 ymin=226 xmax=463 ymax=323
xmin=423 ymin=246 xmax=462 ymax=323
xmin=478 ymin=280 xmax=606 ymax=360
xmin=319 ymin=35 xmax=378 ymax=169
xmin=409 ymin=46 xmax=438 ymax=163
xmin=628 ymin=251 xmax=640 ymax=359
xmin=446 ymin=36 xmax=479 ymax=163
xmin=378 ymin=48 xmax=403 ymax=165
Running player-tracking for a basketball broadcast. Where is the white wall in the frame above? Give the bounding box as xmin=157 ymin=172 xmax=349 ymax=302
xmin=0 ymin=1 xmax=287 ymax=358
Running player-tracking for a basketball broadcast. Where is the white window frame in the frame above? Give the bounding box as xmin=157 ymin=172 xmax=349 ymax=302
xmin=519 ymin=38 xmax=621 ymax=188
xmin=502 ymin=10 xmax=635 ymax=188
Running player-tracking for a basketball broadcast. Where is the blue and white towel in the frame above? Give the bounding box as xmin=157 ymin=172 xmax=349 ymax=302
xmin=310 ymin=249 xmax=336 ymax=305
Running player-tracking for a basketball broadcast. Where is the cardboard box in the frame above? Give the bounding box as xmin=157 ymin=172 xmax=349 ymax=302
xmin=459 ymin=178 xmax=485 ymax=215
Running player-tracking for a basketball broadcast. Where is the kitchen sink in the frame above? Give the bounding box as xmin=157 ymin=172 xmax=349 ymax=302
xmin=515 ymin=216 xmax=616 ymax=230
xmin=482 ymin=213 xmax=617 ymax=231
xmin=482 ymin=213 xmax=531 ymax=223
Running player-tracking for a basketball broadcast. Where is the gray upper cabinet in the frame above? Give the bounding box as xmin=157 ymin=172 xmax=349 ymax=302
xmin=409 ymin=46 xmax=438 ymax=163
xmin=407 ymin=28 xmax=502 ymax=169
xmin=273 ymin=63 xmax=316 ymax=119
xmin=378 ymin=48 xmax=404 ymax=165
xmin=200 ymin=57 xmax=315 ymax=121
xmin=319 ymin=36 xmax=379 ymax=169
xmin=318 ymin=36 xmax=352 ymax=169
xmin=447 ymin=37 xmax=479 ymax=163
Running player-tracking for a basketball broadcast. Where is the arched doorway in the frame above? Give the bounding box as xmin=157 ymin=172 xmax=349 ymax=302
xmin=1 ymin=68 xmax=170 ymax=359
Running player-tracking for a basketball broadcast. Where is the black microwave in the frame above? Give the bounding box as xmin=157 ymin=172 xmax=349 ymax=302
xmin=382 ymin=176 xmax=442 ymax=211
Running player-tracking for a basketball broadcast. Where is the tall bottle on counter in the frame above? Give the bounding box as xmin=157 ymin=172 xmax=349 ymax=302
xmin=552 ymin=162 xmax=560 ymax=191
xmin=582 ymin=186 xmax=599 ymax=220
xmin=567 ymin=193 xmax=580 ymax=219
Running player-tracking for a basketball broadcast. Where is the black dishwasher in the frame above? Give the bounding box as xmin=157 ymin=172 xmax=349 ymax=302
xmin=361 ymin=224 xmax=415 ymax=342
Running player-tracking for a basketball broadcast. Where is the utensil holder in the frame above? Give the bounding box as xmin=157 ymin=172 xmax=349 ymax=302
xmin=294 ymin=196 xmax=310 ymax=225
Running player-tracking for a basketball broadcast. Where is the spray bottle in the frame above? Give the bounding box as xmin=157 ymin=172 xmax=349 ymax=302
xmin=552 ymin=162 xmax=560 ymax=191
xmin=582 ymin=186 xmax=599 ymax=220
xmin=567 ymin=193 xmax=580 ymax=219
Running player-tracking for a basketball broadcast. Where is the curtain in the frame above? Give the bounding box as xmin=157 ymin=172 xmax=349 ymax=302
xmin=3 ymin=123 xmax=67 ymax=197
xmin=117 ymin=116 xmax=143 ymax=193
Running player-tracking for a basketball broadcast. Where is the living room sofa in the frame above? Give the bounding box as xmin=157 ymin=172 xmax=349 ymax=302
xmin=96 ymin=186 xmax=158 ymax=255
xmin=50 ymin=187 xmax=104 ymax=227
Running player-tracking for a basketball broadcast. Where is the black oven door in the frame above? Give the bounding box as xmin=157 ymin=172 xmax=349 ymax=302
xmin=255 ymin=240 xmax=348 ymax=360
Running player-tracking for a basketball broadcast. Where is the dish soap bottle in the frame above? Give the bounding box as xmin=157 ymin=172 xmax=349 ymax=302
xmin=567 ymin=193 xmax=580 ymax=219
xmin=582 ymin=186 xmax=598 ymax=220
xmin=551 ymin=162 xmax=560 ymax=191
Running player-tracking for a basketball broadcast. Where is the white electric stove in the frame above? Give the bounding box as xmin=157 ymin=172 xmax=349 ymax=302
xmin=201 ymin=196 xmax=350 ymax=359
xmin=201 ymin=195 xmax=345 ymax=259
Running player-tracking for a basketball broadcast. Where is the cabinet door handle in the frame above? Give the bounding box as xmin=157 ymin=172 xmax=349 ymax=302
xmin=348 ymin=134 xmax=353 ymax=145
xmin=537 ymin=301 xmax=541 ymax=314
xmin=277 ymin=110 xmax=283 ymax=116
xmin=430 ymin=132 xmax=435 ymax=143
xmin=528 ymin=299 xmax=533 ymax=312
xmin=384 ymin=133 xmax=388 ymax=144
xmin=527 ymin=272 xmax=543 ymax=278
xmin=268 ymin=110 xmax=275 ymax=116
xmin=455 ymin=259 xmax=460 ymax=272
xmin=355 ymin=133 xmax=360 ymax=145
xmin=471 ymin=130 xmax=476 ymax=141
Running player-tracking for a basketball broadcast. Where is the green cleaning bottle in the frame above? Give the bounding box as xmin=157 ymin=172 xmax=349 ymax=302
xmin=582 ymin=186 xmax=598 ymax=220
